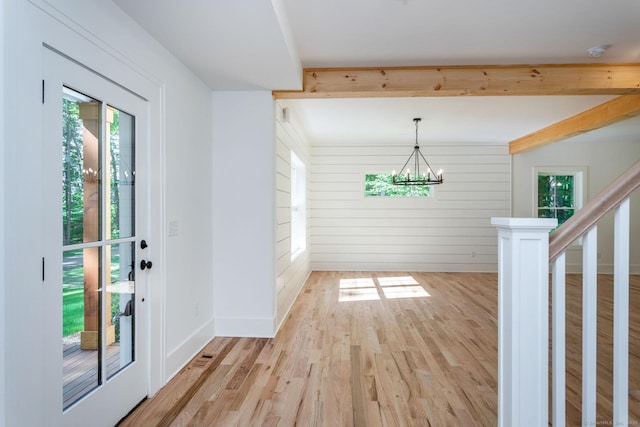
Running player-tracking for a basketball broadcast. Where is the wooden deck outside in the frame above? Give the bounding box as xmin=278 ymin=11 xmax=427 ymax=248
xmin=63 ymin=341 xmax=123 ymax=409
xmin=120 ymin=271 xmax=640 ymax=426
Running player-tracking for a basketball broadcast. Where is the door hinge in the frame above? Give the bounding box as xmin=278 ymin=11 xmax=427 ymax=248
xmin=42 ymin=257 xmax=45 ymax=281
xmin=42 ymin=80 xmax=45 ymax=104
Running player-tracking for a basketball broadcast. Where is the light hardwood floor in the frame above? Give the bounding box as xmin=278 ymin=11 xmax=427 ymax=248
xmin=120 ymin=272 xmax=640 ymax=426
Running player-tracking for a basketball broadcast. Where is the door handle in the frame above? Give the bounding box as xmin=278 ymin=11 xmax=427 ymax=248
xmin=112 ymin=300 xmax=133 ymax=322
xmin=140 ymin=259 xmax=153 ymax=270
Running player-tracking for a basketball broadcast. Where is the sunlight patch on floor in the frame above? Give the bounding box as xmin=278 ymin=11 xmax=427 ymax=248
xmin=377 ymin=276 xmax=419 ymax=287
xmin=338 ymin=276 xmax=430 ymax=302
xmin=339 ymin=288 xmax=381 ymax=302
xmin=339 ymin=278 xmax=380 ymax=302
xmin=378 ymin=276 xmax=431 ymax=299
xmin=339 ymin=278 xmax=376 ymax=288
xmin=381 ymin=285 xmax=431 ymax=299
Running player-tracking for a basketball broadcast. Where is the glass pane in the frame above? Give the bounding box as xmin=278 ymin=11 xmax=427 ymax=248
xmin=538 ymin=208 xmax=555 ymax=219
xmin=554 ymin=175 xmax=574 ymax=208
xmin=539 ymin=173 xmax=575 ymax=209
xmin=62 ymin=88 xmax=102 ymax=245
xmin=537 ymin=175 xmax=552 ymax=207
xmin=556 ymin=208 xmax=575 ymax=225
xmin=60 ymin=89 xmax=139 ymax=407
xmin=108 ymin=106 xmax=135 ymax=240
xmin=106 ymin=242 xmax=136 ymax=379
xmin=63 ymin=248 xmax=102 ymax=409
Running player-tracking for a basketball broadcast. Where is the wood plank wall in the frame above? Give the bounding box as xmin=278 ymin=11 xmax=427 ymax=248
xmin=275 ymin=100 xmax=312 ymax=328
xmin=310 ymin=141 xmax=511 ymax=272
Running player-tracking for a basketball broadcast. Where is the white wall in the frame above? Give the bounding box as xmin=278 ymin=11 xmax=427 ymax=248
xmin=212 ymin=91 xmax=276 ymax=337
xmin=2 ymin=0 xmax=213 ymax=424
xmin=311 ymin=140 xmax=511 ymax=272
xmin=0 ymin=0 xmax=6 ymax=424
xmin=513 ymin=136 xmax=640 ymax=273
xmin=162 ymin=71 xmax=214 ymax=380
xmin=275 ymin=100 xmax=312 ymax=328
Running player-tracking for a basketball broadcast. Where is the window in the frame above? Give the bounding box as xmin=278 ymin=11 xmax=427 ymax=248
xmin=535 ymin=167 xmax=585 ymax=231
xmin=291 ymin=152 xmax=306 ymax=260
xmin=364 ymin=173 xmax=432 ymax=197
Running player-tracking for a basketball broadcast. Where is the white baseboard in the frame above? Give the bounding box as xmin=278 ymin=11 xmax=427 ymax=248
xmin=215 ymin=316 xmax=276 ymax=338
xmin=164 ymin=318 xmax=215 ymax=383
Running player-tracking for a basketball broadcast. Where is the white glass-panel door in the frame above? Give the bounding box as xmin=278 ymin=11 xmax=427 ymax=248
xmin=43 ymin=48 xmax=150 ymax=426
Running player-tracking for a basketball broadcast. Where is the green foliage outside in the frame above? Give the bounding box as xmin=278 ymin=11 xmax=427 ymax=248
xmin=109 ymin=110 xmax=122 ymax=240
xmin=365 ymin=174 xmax=432 ymax=197
xmin=537 ymin=174 xmax=575 ymax=231
xmin=62 ymin=248 xmax=88 ymax=337
xmin=62 ymin=286 xmax=85 ymax=337
xmin=62 ymin=99 xmax=85 ymax=245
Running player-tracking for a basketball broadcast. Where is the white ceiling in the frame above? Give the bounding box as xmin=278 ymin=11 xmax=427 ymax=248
xmin=285 ymin=0 xmax=640 ymax=68
xmin=112 ymin=0 xmax=302 ymax=90
xmin=292 ymin=96 xmax=618 ymax=145
xmin=114 ymin=0 xmax=640 ymax=146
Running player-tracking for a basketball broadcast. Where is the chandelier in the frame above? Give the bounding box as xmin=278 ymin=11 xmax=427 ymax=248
xmin=392 ymin=118 xmax=443 ymax=186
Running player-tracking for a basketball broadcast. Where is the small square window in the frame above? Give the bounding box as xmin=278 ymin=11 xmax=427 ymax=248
xmin=534 ymin=167 xmax=586 ymax=232
xmin=364 ymin=173 xmax=433 ymax=197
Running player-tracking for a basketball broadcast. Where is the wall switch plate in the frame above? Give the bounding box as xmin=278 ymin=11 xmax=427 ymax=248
xmin=168 ymin=220 xmax=179 ymax=236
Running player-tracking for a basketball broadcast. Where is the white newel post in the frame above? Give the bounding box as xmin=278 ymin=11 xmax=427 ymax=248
xmin=491 ymin=217 xmax=557 ymax=427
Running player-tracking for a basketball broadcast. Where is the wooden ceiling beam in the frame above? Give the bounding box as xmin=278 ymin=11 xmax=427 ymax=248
xmin=508 ymin=95 xmax=640 ymax=154
xmin=272 ymin=63 xmax=640 ymax=99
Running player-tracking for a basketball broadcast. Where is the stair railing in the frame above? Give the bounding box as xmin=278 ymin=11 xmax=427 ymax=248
xmin=492 ymin=159 xmax=640 ymax=427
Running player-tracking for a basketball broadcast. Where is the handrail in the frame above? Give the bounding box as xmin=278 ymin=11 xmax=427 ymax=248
xmin=549 ymin=159 xmax=640 ymax=262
